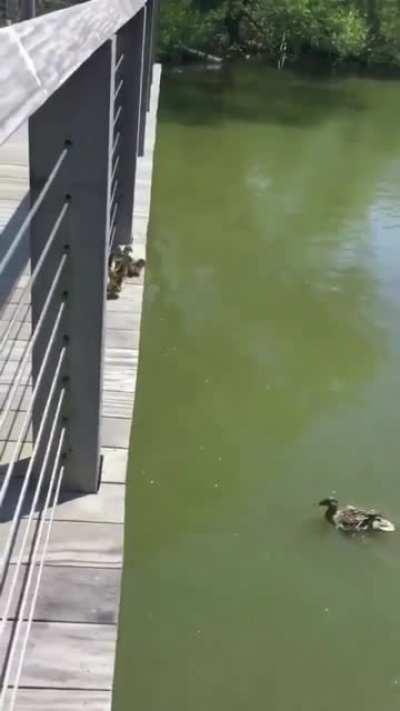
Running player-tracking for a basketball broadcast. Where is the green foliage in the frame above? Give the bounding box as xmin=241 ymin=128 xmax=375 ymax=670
xmin=160 ymin=0 xmax=400 ymax=67
xmin=159 ymin=0 xmax=226 ymax=58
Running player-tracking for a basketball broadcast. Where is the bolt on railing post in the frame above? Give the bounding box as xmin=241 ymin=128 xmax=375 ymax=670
xmin=112 ymin=8 xmax=145 ymax=248
xmin=29 ymin=41 xmax=114 ymax=493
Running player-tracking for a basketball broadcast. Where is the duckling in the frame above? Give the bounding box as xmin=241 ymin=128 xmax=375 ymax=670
xmin=107 ymin=246 xmax=146 ymax=299
xmin=107 ymin=254 xmax=124 ymax=300
xmin=127 ymin=257 xmax=146 ymax=278
xmin=319 ymin=497 xmax=395 ymax=533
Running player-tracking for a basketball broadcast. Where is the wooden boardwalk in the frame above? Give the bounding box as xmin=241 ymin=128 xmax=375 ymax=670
xmin=0 ymin=65 xmax=161 ymax=709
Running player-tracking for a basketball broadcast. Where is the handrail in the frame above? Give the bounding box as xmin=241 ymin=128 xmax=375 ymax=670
xmin=0 ymin=0 xmax=145 ymax=145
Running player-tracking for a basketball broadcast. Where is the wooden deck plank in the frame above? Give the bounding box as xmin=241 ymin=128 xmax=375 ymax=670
xmin=0 ymin=411 xmax=32 ymax=442
xmin=0 ymin=416 xmax=130 ymax=445
xmin=105 ymin=312 xmax=141 ymax=330
xmin=0 ymin=621 xmax=116 ymax=689
xmin=0 ymin=321 xmax=31 ymax=341
xmin=48 ymin=483 xmax=125 ymax=524
xmin=101 ymin=417 xmax=132 ymax=449
xmin=103 ymin=370 xmax=137 ymax=393
xmin=1 ymin=565 xmax=121 ymax=624
xmin=106 ymin=328 xmax=140 ymax=348
xmin=0 ymin=339 xmax=28 ymax=361
xmin=0 ymin=441 xmax=32 ymax=466
xmin=102 ymin=390 xmax=134 ymax=419
xmin=1 ymin=520 xmax=124 ymax=568
xmin=11 ymin=690 xmax=112 ymax=710
xmin=0 ymin=383 xmax=33 ymax=412
xmin=0 ymin=388 xmax=135 ymax=420
xmin=101 ymin=448 xmax=128 ymax=484
xmin=0 ymin=361 xmax=31 ymax=384
xmin=0 ymin=303 xmax=32 ymax=322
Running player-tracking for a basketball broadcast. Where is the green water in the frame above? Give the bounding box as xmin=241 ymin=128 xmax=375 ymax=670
xmin=114 ymin=64 xmax=400 ymax=710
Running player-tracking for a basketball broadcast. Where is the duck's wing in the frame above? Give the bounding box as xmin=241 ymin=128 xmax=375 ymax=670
xmin=336 ymin=507 xmax=370 ymax=529
xmin=344 ymin=505 xmax=381 ymax=517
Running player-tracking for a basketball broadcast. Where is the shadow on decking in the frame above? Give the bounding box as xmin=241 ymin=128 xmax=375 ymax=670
xmin=0 ymin=467 xmax=89 ymax=525
xmin=0 ymin=194 xmax=30 ymax=312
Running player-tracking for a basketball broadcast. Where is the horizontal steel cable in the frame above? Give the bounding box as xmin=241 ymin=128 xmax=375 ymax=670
xmin=109 ymin=224 xmax=117 ymax=252
xmin=0 ymin=256 xmax=67 ymax=478
xmin=0 ymin=200 xmax=70 ymax=357
xmin=114 ymin=78 xmax=124 ymax=102
xmin=111 ymin=154 xmax=120 ymax=185
xmin=109 ymin=201 xmax=119 ymax=248
xmin=0 ymin=288 xmax=66 ymax=510
xmin=115 ymin=52 xmax=125 ymax=73
xmin=0 ymin=394 xmax=65 ymax=682
xmin=0 ymin=430 xmax=66 ymax=711
xmin=113 ymin=104 xmax=122 ymax=129
xmin=0 ymin=393 xmax=65 ymax=635
xmin=0 ymin=146 xmax=69 ymax=281
xmin=110 ymin=175 xmax=119 ymax=211
xmin=0 ymin=346 xmax=66 ymax=591
xmin=112 ymin=130 xmax=121 ymax=157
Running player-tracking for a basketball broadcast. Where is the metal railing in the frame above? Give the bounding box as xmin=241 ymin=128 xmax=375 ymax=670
xmin=0 ymin=0 xmax=158 ymax=703
xmin=0 ymin=0 xmax=157 ymax=489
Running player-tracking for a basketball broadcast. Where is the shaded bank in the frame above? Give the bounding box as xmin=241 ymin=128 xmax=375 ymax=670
xmin=159 ymin=0 xmax=400 ymax=71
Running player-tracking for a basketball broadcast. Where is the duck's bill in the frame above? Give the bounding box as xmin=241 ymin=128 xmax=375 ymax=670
xmin=372 ymin=519 xmax=395 ymax=532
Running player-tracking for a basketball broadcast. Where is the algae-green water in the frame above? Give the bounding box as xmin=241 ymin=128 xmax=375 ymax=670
xmin=114 ymin=64 xmax=400 ymax=710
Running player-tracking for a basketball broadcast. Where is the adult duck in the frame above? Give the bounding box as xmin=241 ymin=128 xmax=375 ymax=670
xmin=319 ymin=497 xmax=395 ymax=533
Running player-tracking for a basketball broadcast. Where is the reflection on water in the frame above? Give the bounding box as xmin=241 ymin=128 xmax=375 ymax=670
xmin=114 ymin=64 xmax=400 ymax=711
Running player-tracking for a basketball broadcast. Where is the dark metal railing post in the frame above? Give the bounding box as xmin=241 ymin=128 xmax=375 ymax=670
xmin=29 ymin=41 xmax=113 ymax=493
xmin=138 ymin=0 xmax=153 ymax=157
xmin=20 ymin=0 xmax=35 ymax=19
xmin=148 ymin=0 xmax=159 ymax=102
xmin=145 ymin=0 xmax=154 ymax=112
xmin=112 ymin=8 xmax=145 ymax=248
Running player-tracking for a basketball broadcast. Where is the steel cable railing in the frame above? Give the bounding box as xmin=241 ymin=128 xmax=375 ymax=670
xmin=0 ymin=145 xmax=69 ymax=284
xmin=0 ymin=345 xmax=66 ymax=588
xmin=0 ymin=390 xmax=66 ymax=641
xmin=0 ymin=430 xmax=66 ymax=711
xmin=0 ymin=142 xmax=71 ymax=681
xmin=108 ymin=54 xmax=125 ymax=254
xmin=0 ymin=181 xmax=69 ymax=705
xmin=110 ymin=174 xmax=119 ymax=211
xmin=114 ymin=78 xmax=124 ymax=103
xmin=0 ymin=209 xmax=69 ymax=444
xmin=0 ymin=262 xmax=67 ymax=508
xmin=109 ymin=200 xmax=119 ymax=251
xmin=113 ymin=104 xmax=122 ymax=129
xmin=0 ymin=200 xmax=69 ymax=357
xmin=112 ymin=130 xmax=121 ymax=159
xmin=7 ymin=462 xmax=66 ymax=711
xmin=115 ymin=52 xmax=125 ymax=73
xmin=111 ymin=154 xmax=120 ymax=186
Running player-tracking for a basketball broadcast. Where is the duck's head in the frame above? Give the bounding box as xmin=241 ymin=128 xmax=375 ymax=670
xmin=319 ymin=497 xmax=338 ymax=508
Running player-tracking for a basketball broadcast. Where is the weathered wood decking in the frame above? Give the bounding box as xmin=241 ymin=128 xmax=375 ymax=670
xmin=0 ymin=64 xmax=161 ymax=709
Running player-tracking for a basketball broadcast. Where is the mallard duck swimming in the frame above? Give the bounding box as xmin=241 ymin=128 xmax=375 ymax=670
xmin=319 ymin=497 xmax=395 ymax=533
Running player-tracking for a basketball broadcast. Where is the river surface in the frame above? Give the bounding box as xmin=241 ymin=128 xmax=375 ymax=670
xmin=114 ymin=63 xmax=400 ymax=711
